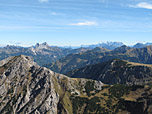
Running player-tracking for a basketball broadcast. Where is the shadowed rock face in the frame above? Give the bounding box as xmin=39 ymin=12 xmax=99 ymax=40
xmin=66 ymin=59 xmax=152 ymax=85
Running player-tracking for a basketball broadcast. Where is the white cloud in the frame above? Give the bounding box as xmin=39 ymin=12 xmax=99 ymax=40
xmin=50 ymin=12 xmax=61 ymax=15
xmin=51 ymin=12 xmax=57 ymax=15
xmin=69 ymin=21 xmax=98 ymax=26
xmin=39 ymin=0 xmax=48 ymax=3
xmin=129 ymin=2 xmax=152 ymax=9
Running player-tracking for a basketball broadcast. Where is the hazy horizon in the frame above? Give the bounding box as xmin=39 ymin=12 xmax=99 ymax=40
xmin=0 ymin=41 xmax=152 ymax=47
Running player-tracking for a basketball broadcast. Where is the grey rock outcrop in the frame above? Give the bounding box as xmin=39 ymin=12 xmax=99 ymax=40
xmin=0 ymin=55 xmax=104 ymax=114
xmin=0 ymin=55 xmax=59 ymax=114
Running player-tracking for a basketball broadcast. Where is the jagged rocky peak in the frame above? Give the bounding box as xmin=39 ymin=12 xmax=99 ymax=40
xmin=0 ymin=55 xmax=39 ymax=84
xmin=28 ymin=42 xmax=51 ymax=55
xmin=8 ymin=55 xmax=37 ymax=67
xmin=35 ymin=42 xmax=50 ymax=49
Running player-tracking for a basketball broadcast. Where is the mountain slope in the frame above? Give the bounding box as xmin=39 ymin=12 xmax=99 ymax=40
xmin=46 ymin=49 xmax=107 ymax=74
xmin=0 ymin=55 xmax=103 ymax=114
xmin=47 ymin=45 xmax=152 ymax=74
xmin=66 ymin=59 xmax=152 ymax=85
xmin=125 ymin=46 xmax=152 ymax=63
xmin=1 ymin=56 xmax=152 ymax=113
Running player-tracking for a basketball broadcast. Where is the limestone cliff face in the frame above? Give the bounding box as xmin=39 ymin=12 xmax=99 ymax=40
xmin=0 ymin=55 xmax=104 ymax=114
xmin=0 ymin=55 xmax=59 ymax=114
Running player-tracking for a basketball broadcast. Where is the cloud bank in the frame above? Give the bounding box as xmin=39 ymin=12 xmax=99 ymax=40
xmin=129 ymin=2 xmax=152 ymax=10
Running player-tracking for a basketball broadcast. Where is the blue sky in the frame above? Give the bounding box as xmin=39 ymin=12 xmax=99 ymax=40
xmin=0 ymin=0 xmax=152 ymax=46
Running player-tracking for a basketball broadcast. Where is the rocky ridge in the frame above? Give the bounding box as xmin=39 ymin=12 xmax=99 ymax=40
xmin=0 ymin=55 xmax=103 ymax=114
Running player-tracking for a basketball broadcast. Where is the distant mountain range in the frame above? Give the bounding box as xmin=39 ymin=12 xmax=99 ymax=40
xmin=80 ymin=41 xmax=124 ymax=50
xmin=0 ymin=41 xmax=152 ymax=66
xmin=65 ymin=42 xmax=152 ymax=49
xmin=45 ymin=45 xmax=152 ymax=74
xmin=133 ymin=43 xmax=152 ymax=48
xmin=0 ymin=42 xmax=89 ymax=66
